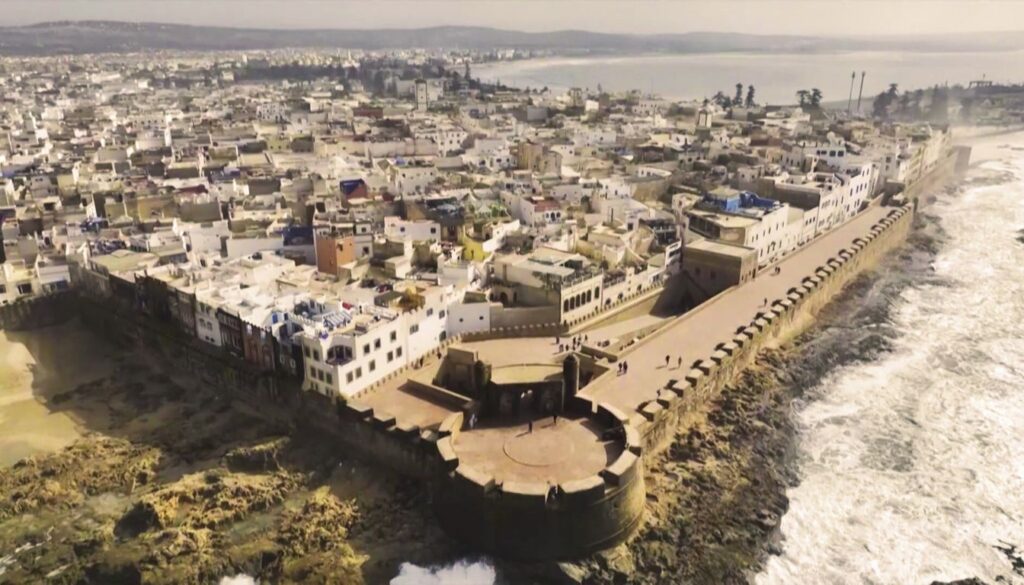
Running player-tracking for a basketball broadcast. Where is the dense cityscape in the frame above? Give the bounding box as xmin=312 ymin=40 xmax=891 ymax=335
xmin=1 ymin=35 xmax=1022 ymax=585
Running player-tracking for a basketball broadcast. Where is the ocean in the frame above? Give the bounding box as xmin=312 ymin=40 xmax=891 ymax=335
xmin=476 ymin=51 xmax=1024 ymax=104
xmin=756 ymin=138 xmax=1024 ymax=584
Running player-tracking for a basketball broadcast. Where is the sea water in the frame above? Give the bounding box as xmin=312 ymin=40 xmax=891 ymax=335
xmin=757 ymin=150 xmax=1024 ymax=583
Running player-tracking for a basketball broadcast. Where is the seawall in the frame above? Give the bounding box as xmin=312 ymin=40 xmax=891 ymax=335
xmin=74 ymin=300 xmax=449 ymax=482
xmin=634 ymin=204 xmax=915 ymax=457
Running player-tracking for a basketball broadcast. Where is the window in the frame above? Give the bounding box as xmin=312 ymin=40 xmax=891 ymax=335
xmin=369 ymin=360 xmax=376 ymax=372
xmin=346 ymin=372 xmax=353 ymax=383
xmin=0 ymin=285 xmax=5 ymax=294
xmin=374 ymin=339 xmax=381 ymax=349
xmin=396 ymin=347 xmax=402 ymax=357
xmin=390 ymin=331 xmax=397 ymax=342
xmin=439 ymin=310 xmax=446 ymax=318
xmin=387 ymin=350 xmax=394 ymax=362
xmin=426 ymin=308 xmax=434 ymax=317
xmin=325 ymin=373 xmax=332 ymax=384
xmin=313 ymin=350 xmax=320 ymax=361
xmin=363 ymin=343 xmax=370 ymax=354
xmin=410 ymin=324 xmax=419 ymax=334
xmin=17 ymin=283 xmax=32 ymax=295
xmin=355 ymin=367 xmax=362 ymax=378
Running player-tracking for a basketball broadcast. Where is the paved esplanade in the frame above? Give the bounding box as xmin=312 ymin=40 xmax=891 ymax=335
xmin=581 ymin=205 xmax=892 ymax=414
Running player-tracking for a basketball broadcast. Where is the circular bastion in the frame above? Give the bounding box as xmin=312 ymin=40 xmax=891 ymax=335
xmin=432 ymin=395 xmax=645 ymax=560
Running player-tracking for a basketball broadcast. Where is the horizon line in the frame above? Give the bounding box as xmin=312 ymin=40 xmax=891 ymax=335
xmin=6 ymin=19 xmax=1024 ymax=39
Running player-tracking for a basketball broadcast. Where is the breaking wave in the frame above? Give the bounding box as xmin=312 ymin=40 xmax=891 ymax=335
xmin=757 ymin=156 xmax=1024 ymax=584
xmin=390 ymin=559 xmax=497 ymax=585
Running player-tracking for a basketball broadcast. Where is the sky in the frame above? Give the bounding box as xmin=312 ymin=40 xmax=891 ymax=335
xmin=4 ymin=0 xmax=1024 ymax=36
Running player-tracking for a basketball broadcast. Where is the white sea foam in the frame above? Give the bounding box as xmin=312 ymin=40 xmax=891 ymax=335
xmin=757 ymin=156 xmax=1024 ymax=584
xmin=390 ymin=559 xmax=496 ymax=585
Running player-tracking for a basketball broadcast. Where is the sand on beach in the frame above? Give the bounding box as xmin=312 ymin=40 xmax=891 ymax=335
xmin=0 ymin=320 xmax=118 ymax=467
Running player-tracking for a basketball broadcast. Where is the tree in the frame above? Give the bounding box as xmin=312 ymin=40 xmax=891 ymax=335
xmin=734 ymin=82 xmax=744 ymax=106
xmin=712 ymin=90 xmax=730 ymax=107
xmin=745 ymin=84 xmax=756 ymax=108
xmin=809 ymin=88 xmax=823 ymax=108
xmin=796 ymin=89 xmax=809 ymax=107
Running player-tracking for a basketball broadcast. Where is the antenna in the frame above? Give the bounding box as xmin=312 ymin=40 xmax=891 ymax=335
xmin=847 ymin=71 xmax=856 ymax=116
xmin=855 ymin=71 xmax=866 ymax=115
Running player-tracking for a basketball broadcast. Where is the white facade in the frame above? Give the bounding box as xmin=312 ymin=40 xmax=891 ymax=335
xmin=384 ymin=216 xmax=441 ymax=242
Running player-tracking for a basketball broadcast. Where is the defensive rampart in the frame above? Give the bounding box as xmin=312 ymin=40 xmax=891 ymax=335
xmin=632 ymin=204 xmax=915 ymax=455
xmin=432 ymin=397 xmax=646 ymax=560
xmin=0 ymin=291 xmax=78 ymax=330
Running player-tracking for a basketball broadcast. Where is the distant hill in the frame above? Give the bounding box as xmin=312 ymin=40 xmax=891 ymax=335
xmin=0 ymin=21 xmax=1022 ymax=56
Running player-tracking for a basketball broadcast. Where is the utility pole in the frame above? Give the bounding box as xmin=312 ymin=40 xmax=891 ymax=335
xmin=856 ymin=71 xmax=866 ymax=114
xmin=847 ymin=71 xmax=856 ymax=116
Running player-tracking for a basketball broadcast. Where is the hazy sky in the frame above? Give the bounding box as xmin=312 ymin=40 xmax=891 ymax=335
xmin=5 ymin=0 xmax=1024 ymax=36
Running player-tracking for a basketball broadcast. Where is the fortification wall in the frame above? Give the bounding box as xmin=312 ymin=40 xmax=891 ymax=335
xmin=432 ymin=398 xmax=646 ymax=560
xmin=635 ymin=205 xmax=915 ymax=455
xmin=76 ymin=299 xmax=445 ymax=480
xmin=0 ymin=291 xmax=78 ymax=331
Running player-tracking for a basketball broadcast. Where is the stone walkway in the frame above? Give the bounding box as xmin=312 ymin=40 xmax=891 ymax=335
xmin=581 ymin=205 xmax=893 ymax=413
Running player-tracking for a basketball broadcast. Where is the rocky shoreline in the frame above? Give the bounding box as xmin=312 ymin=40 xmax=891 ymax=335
xmin=528 ymin=206 xmax=952 ymax=585
xmin=0 ymin=344 xmax=465 ymax=584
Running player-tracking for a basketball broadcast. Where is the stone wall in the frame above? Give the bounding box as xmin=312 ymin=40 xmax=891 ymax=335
xmin=633 ymin=205 xmax=915 ymax=456
xmin=0 ymin=291 xmax=78 ymax=331
xmin=76 ymin=297 xmax=447 ymax=481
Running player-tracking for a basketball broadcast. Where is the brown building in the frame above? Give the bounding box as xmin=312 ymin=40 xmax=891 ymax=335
xmin=242 ymin=321 xmax=277 ymax=372
xmin=314 ymin=230 xmax=356 ymax=277
xmin=681 ymin=239 xmax=758 ymax=300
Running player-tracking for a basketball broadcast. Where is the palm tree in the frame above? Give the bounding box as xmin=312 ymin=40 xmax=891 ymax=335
xmin=745 ymin=85 xmax=756 ymax=107
xmin=734 ymin=83 xmax=744 ymax=106
xmin=796 ymin=89 xmax=810 ymax=107
xmin=809 ymin=88 xmax=823 ymax=107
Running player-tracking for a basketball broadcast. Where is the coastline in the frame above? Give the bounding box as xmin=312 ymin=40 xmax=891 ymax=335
xmin=0 ymin=132 xmax=1012 ymax=583
xmin=562 ymin=130 xmax=1017 ymax=585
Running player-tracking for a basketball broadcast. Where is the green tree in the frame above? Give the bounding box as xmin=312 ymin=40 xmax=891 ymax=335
xmin=745 ymin=84 xmax=756 ymax=107
xmin=734 ymin=82 xmax=744 ymax=106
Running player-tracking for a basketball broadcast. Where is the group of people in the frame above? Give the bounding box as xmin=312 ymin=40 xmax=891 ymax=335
xmin=556 ymin=335 xmax=588 ymax=353
xmin=616 ymin=361 xmax=629 ymax=375
xmin=664 ymin=355 xmax=685 ymax=369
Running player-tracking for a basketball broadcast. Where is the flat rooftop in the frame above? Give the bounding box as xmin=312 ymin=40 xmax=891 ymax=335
xmin=452 ymin=415 xmax=621 ymax=485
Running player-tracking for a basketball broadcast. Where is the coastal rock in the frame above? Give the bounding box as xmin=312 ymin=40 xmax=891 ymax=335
xmin=223 ymin=437 xmax=289 ymax=472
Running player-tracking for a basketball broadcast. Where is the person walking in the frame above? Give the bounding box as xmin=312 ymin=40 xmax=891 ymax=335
xmin=623 ymin=361 xmax=629 ymax=374
xmin=677 ymin=356 xmax=683 ymax=369
xmin=528 ymin=420 xmax=533 ymax=433
xmin=665 ymin=355 xmax=670 ymax=367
